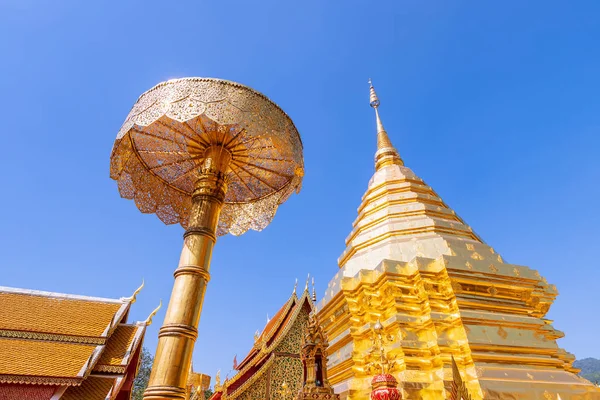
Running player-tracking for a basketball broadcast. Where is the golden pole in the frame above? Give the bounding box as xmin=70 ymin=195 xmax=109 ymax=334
xmin=144 ymin=147 xmax=231 ymax=400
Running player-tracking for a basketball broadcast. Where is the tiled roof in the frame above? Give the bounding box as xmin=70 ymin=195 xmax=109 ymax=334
xmin=0 ymin=289 xmax=124 ymax=339
xmin=0 ymin=338 xmax=96 ymax=380
xmin=0 ymin=383 xmax=56 ymax=400
xmin=61 ymin=376 xmax=116 ymax=400
xmin=0 ymin=284 xmax=150 ymax=395
xmin=0 ymin=285 xmax=147 ymax=398
xmin=96 ymin=325 xmax=140 ymax=367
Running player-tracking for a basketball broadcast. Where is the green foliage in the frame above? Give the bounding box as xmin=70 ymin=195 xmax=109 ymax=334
xmin=204 ymin=388 xmax=214 ymax=399
xmin=132 ymin=347 xmax=154 ymax=400
xmin=574 ymin=357 xmax=600 ymax=385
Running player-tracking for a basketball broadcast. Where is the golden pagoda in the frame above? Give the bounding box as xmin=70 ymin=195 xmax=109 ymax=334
xmin=0 ymin=284 xmax=158 ymax=400
xmin=317 ymin=81 xmax=600 ymax=399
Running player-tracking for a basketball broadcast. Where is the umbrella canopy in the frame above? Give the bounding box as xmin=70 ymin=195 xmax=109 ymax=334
xmin=110 ymin=78 xmax=304 ymax=236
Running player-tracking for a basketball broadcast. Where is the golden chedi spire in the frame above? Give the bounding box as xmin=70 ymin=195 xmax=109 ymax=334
xmin=317 ymin=82 xmax=600 ymax=399
xmin=369 ymin=79 xmax=404 ymax=170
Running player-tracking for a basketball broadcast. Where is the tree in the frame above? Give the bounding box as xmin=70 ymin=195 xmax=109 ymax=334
xmin=573 ymin=357 xmax=600 ymax=384
xmin=204 ymin=388 xmax=214 ymax=399
xmin=132 ymin=347 xmax=154 ymax=400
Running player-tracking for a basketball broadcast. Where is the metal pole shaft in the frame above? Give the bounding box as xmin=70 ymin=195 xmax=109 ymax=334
xmin=144 ymin=148 xmax=229 ymax=400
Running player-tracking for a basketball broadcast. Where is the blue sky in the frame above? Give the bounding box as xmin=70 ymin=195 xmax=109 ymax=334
xmin=1 ymin=0 xmax=599 ymax=379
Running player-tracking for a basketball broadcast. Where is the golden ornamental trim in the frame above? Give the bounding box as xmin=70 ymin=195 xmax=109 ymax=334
xmin=450 ymin=356 xmax=473 ymax=400
xmin=0 ymin=329 xmax=105 ymax=345
xmin=0 ymin=374 xmax=81 ymax=386
xmin=264 ymin=291 xmax=310 ymax=354
xmin=226 ymin=354 xmax=275 ymax=400
xmin=94 ymin=364 xmax=126 ymax=374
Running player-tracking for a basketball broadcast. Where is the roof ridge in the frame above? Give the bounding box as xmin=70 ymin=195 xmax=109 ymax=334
xmin=0 ymin=286 xmax=125 ymax=304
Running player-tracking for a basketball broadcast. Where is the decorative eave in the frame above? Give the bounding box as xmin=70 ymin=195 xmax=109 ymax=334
xmin=0 ymin=329 xmax=106 ymax=345
xmin=0 ymin=374 xmax=82 ymax=386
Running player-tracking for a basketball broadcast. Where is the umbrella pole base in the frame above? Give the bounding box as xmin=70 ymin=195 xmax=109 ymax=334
xmin=143 ymin=386 xmax=187 ymax=400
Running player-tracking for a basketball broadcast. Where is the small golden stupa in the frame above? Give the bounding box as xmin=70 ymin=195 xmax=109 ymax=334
xmin=317 ymin=81 xmax=600 ymax=399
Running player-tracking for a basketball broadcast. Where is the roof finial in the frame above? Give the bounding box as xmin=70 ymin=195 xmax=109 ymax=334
xmin=124 ymin=279 xmax=144 ymax=303
xmin=368 ymin=79 xmax=404 ymax=170
xmin=145 ymin=300 xmax=162 ymax=326
xmin=292 ymin=278 xmax=298 ymax=296
xmin=304 ymin=273 xmax=310 ymax=292
xmin=311 ymin=277 xmax=317 ymax=302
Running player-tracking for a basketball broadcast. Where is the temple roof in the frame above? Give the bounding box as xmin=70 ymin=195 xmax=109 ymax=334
xmin=61 ymin=376 xmax=121 ymax=400
xmin=236 ymin=291 xmax=297 ymax=371
xmin=95 ymin=324 xmax=146 ymax=372
xmin=338 ymin=82 xmax=483 ymax=277
xmin=0 ymin=287 xmax=127 ymax=341
xmin=211 ymin=287 xmax=313 ymax=400
xmin=0 ymin=284 xmax=154 ymax=399
xmin=0 ymin=338 xmax=97 ymax=383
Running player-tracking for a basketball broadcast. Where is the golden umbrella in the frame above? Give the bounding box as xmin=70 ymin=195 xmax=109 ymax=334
xmin=110 ymin=78 xmax=304 ymax=399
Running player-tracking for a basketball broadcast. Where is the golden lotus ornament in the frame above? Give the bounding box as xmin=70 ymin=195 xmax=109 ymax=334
xmin=110 ymin=77 xmax=304 ymax=399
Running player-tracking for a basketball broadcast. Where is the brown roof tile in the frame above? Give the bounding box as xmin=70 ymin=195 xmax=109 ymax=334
xmin=96 ymin=325 xmax=140 ymax=367
xmin=61 ymin=376 xmax=116 ymax=400
xmin=0 ymin=338 xmax=96 ymax=379
xmin=0 ymin=290 xmax=123 ymax=338
xmin=0 ymin=383 xmax=56 ymax=400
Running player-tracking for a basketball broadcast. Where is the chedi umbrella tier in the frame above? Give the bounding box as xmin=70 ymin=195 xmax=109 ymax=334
xmin=110 ymin=77 xmax=304 ymax=236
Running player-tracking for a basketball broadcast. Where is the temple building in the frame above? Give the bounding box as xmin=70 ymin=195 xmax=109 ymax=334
xmin=209 ymin=284 xmax=314 ymax=400
xmin=0 ymin=284 xmax=158 ymax=400
xmin=315 ymin=82 xmax=600 ymax=399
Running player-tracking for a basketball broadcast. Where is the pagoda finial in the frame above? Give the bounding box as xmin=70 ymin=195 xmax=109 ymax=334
xmin=311 ymin=277 xmax=317 ymax=302
xmin=368 ymin=79 xmax=404 ymax=170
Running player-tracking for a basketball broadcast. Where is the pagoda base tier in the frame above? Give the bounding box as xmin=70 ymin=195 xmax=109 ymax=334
xmin=318 ymin=255 xmax=600 ymax=400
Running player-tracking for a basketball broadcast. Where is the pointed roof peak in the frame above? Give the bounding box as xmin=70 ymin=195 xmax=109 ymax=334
xmin=368 ymin=79 xmax=404 ymax=170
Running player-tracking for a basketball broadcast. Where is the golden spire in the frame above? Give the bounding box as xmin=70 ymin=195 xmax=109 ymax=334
xmin=368 ymin=79 xmax=404 ymax=170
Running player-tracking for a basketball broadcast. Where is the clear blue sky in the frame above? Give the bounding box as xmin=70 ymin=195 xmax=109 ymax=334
xmin=1 ymin=0 xmax=599 ymax=379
